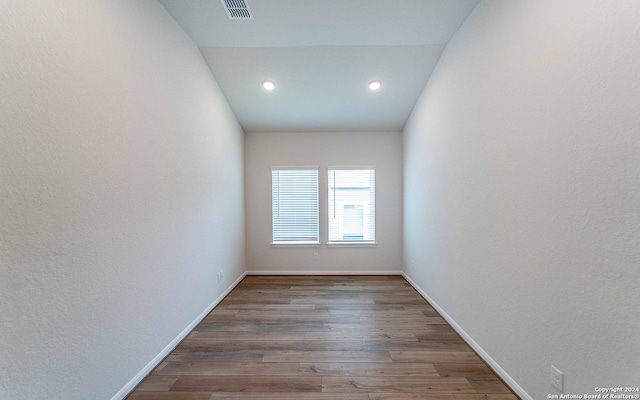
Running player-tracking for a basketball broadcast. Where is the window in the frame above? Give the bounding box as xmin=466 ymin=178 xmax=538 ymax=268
xmin=272 ymin=168 xmax=319 ymax=244
xmin=328 ymin=168 xmax=375 ymax=243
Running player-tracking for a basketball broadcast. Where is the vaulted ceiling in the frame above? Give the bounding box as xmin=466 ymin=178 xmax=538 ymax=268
xmin=160 ymin=0 xmax=480 ymax=133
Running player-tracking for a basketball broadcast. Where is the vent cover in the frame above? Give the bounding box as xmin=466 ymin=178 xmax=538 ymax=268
xmin=220 ymin=0 xmax=253 ymax=20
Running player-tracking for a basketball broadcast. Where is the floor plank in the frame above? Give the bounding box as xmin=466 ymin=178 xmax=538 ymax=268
xmin=433 ymin=364 xmax=497 ymax=378
xmin=389 ymin=351 xmax=484 ymax=364
xmin=170 ymin=375 xmax=321 ymax=392
xmin=321 ymin=376 xmax=475 ymax=393
xmin=298 ymin=362 xmax=440 ymax=377
xmin=262 ymin=350 xmax=393 ymax=363
xmin=157 ymin=362 xmax=299 ymax=376
xmin=467 ymin=378 xmax=515 ymax=394
xmin=178 ymin=339 xmax=367 ymax=352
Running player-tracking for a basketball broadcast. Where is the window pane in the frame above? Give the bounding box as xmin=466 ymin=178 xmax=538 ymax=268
xmin=328 ymin=169 xmax=375 ymax=242
xmin=272 ymin=169 xmax=319 ymax=242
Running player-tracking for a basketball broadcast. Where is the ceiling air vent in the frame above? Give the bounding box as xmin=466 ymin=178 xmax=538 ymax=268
xmin=220 ymin=0 xmax=253 ymax=20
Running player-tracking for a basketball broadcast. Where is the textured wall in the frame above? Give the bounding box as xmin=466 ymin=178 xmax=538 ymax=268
xmin=245 ymin=132 xmax=402 ymax=273
xmin=0 ymin=1 xmax=245 ymax=399
xmin=403 ymin=1 xmax=640 ymax=398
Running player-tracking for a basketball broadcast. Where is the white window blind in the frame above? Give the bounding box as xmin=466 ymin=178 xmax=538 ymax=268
xmin=272 ymin=168 xmax=319 ymax=243
xmin=328 ymin=168 xmax=375 ymax=242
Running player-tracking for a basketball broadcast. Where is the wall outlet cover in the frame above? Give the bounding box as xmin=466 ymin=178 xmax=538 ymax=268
xmin=551 ymin=365 xmax=563 ymax=392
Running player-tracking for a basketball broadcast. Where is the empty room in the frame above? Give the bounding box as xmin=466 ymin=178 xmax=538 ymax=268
xmin=1 ymin=1 xmax=639 ymax=399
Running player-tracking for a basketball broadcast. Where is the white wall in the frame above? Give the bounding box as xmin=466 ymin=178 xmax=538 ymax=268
xmin=403 ymin=1 xmax=640 ymax=399
xmin=0 ymin=1 xmax=245 ymax=399
xmin=245 ymin=132 xmax=402 ymax=274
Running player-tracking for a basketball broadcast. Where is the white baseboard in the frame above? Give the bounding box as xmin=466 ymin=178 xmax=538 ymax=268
xmin=111 ymin=271 xmax=247 ymax=400
xmin=246 ymin=270 xmax=402 ymax=275
xmin=402 ymin=272 xmax=532 ymax=400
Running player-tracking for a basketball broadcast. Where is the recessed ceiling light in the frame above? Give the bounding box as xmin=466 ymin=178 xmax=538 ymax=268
xmin=369 ymin=80 xmax=382 ymax=91
xmin=262 ymin=80 xmax=275 ymax=91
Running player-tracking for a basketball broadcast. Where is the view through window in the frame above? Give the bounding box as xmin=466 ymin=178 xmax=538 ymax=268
xmin=328 ymin=168 xmax=375 ymax=242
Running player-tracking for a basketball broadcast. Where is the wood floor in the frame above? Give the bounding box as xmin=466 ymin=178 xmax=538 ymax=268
xmin=127 ymin=276 xmax=518 ymax=400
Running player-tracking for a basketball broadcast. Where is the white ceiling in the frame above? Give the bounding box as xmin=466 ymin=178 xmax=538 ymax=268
xmin=160 ymin=0 xmax=479 ymax=132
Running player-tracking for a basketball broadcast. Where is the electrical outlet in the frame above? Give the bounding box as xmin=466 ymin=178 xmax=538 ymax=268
xmin=217 ymin=271 xmax=224 ymax=283
xmin=550 ymin=365 xmax=563 ymax=392
xmin=313 ymin=252 xmax=319 ymax=260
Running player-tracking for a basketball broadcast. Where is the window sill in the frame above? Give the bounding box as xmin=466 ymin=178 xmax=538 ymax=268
xmin=326 ymin=241 xmax=377 ymax=247
xmin=271 ymin=241 xmax=321 ymax=247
